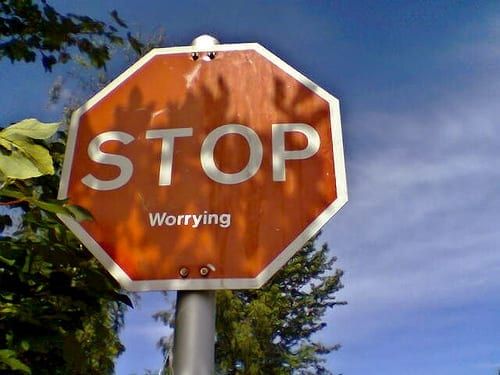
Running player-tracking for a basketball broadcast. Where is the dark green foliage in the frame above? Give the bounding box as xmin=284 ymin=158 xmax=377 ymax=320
xmin=0 ymin=232 xmax=128 ymax=374
xmin=215 ymin=237 xmax=345 ymax=374
xmin=0 ymin=134 xmax=130 ymax=374
xmin=0 ymin=3 xmax=144 ymax=372
xmin=155 ymin=236 xmax=345 ymax=374
xmin=0 ymin=0 xmax=143 ymax=71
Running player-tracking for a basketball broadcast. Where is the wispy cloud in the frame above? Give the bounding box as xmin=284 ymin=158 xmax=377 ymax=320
xmin=321 ymin=28 xmax=500 ymax=348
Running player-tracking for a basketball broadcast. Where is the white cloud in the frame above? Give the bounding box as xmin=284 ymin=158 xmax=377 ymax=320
xmin=122 ymin=322 xmax=172 ymax=341
xmin=321 ymin=45 xmax=500 ymax=346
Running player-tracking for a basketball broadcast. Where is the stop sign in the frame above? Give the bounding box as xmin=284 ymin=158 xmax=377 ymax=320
xmin=58 ymin=43 xmax=347 ymax=291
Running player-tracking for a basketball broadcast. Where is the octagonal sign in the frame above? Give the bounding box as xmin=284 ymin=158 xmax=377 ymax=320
xmin=58 ymin=43 xmax=347 ymax=291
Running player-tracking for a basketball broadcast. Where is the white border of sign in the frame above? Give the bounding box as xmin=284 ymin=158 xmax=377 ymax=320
xmin=57 ymin=43 xmax=348 ymax=291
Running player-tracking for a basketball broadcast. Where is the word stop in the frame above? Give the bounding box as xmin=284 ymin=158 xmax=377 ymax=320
xmin=81 ymin=123 xmax=320 ymax=191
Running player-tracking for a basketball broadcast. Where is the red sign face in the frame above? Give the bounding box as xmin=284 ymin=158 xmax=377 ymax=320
xmin=58 ymin=43 xmax=347 ymax=291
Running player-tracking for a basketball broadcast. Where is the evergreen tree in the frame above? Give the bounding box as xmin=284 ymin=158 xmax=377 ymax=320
xmin=155 ymin=235 xmax=345 ymax=374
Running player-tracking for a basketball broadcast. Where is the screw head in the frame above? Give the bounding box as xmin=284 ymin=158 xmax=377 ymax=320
xmin=179 ymin=267 xmax=189 ymax=278
xmin=199 ymin=266 xmax=210 ymax=277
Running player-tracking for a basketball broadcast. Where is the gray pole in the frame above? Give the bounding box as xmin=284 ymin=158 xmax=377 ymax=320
xmin=172 ymin=291 xmax=216 ymax=375
xmin=172 ymin=34 xmax=220 ymax=375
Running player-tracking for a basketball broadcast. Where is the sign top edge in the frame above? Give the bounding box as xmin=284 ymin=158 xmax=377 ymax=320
xmin=146 ymin=42 xmax=263 ymax=55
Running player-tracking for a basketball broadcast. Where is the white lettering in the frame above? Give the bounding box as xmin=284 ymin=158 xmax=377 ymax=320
xmin=200 ymin=124 xmax=263 ymax=184
xmin=272 ymin=123 xmax=320 ymax=181
xmin=81 ymin=131 xmax=134 ymax=191
xmin=219 ymin=214 xmax=231 ymax=228
xmin=82 ymin=123 xmax=322 ymax=190
xmin=148 ymin=212 xmax=167 ymax=226
xmin=145 ymin=128 xmax=193 ymax=186
xmin=192 ymin=215 xmax=203 ymax=228
xmin=148 ymin=212 xmax=231 ymax=228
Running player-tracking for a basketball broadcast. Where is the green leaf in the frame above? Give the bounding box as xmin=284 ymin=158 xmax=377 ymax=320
xmin=0 ymin=187 xmax=91 ymax=219
xmin=1 ymin=119 xmax=59 ymax=140
xmin=0 ymin=138 xmax=54 ymax=179
xmin=0 ymin=187 xmax=28 ymax=200
xmin=20 ymin=340 xmax=30 ymax=351
xmin=64 ymin=204 xmax=93 ymax=221
xmin=32 ymin=199 xmax=68 ymax=215
xmin=0 ymin=119 xmax=59 ymax=179
xmin=0 ymin=254 xmax=15 ymax=266
xmin=0 ymin=349 xmax=31 ymax=374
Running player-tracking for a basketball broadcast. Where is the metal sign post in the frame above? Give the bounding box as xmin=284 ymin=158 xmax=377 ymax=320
xmin=171 ymin=36 xmax=219 ymax=375
xmin=173 ymin=291 xmax=216 ymax=374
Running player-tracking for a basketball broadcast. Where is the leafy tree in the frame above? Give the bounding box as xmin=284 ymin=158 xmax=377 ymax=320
xmin=0 ymin=0 xmax=144 ymax=210
xmin=0 ymin=2 xmax=144 ymax=373
xmin=0 ymin=118 xmax=84 ymax=217
xmin=0 ymin=0 xmax=143 ymax=71
xmin=155 ymin=235 xmax=345 ymax=374
xmin=0 ymin=124 xmax=132 ymax=374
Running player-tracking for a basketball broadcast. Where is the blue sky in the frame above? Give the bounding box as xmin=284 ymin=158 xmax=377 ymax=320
xmin=1 ymin=1 xmax=499 ymax=374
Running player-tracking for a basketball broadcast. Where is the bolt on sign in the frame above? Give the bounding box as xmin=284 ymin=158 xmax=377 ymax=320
xmin=58 ymin=43 xmax=348 ymax=291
